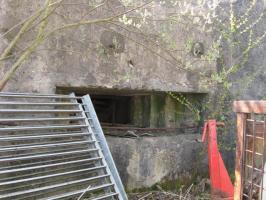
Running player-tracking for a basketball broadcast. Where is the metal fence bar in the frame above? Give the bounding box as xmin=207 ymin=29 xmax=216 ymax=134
xmin=93 ymin=193 xmax=119 ymax=200
xmin=0 ymin=102 xmax=79 ymax=106
xmin=0 ymin=132 xmax=89 ymax=141
xmin=0 ymin=165 xmax=106 ymax=186
xmin=247 ymin=180 xmax=264 ymax=190
xmin=249 ymin=115 xmax=256 ymax=199
xmin=0 ymin=94 xmax=81 ymax=99
xmin=246 ymin=135 xmax=264 ymax=140
xmin=0 ymin=117 xmax=85 ymax=122
xmin=260 ymin=115 xmax=266 ymax=200
xmin=245 ymin=164 xmax=265 ymax=173
xmin=0 ymin=174 xmax=110 ymax=199
xmin=82 ymin=94 xmax=128 ymax=200
xmin=0 ymin=157 xmax=102 ymax=174
xmin=245 ymin=150 xmax=263 ymax=156
xmin=0 ymin=158 xmax=102 ymax=180
xmin=0 ymin=124 xmax=88 ymax=132
xmin=40 ymin=183 xmax=114 ymax=200
xmin=0 ymin=140 xmax=95 ymax=152
xmin=0 ymin=149 xmax=98 ymax=162
xmin=0 ymin=109 xmax=82 ymax=113
xmin=74 ymin=95 xmax=116 ymax=198
xmin=0 ymin=92 xmax=73 ymax=96
xmin=0 ymin=154 xmax=95 ymax=171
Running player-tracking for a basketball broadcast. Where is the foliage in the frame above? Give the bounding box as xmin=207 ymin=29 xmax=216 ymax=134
xmin=162 ymin=0 xmax=265 ymax=124
xmin=168 ymin=92 xmax=201 ymax=121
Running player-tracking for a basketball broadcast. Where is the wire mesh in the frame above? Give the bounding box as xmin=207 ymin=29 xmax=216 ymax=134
xmin=242 ymin=114 xmax=266 ymax=199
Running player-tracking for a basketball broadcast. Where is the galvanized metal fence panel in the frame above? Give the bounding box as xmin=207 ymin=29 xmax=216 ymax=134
xmin=0 ymin=92 xmax=127 ymax=200
xmin=82 ymin=95 xmax=128 ymax=200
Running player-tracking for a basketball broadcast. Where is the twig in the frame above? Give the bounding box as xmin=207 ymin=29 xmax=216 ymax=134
xmin=0 ymin=0 xmax=52 ymax=90
xmin=183 ymin=184 xmax=193 ymax=199
xmin=138 ymin=192 xmax=152 ymax=200
xmin=0 ymin=0 xmax=154 ymax=91
xmin=77 ymin=185 xmax=91 ymax=200
xmin=46 ymin=0 xmax=154 ymax=37
xmin=0 ymin=9 xmax=42 ymax=62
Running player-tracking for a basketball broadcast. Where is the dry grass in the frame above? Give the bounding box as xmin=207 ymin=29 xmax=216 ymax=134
xmin=128 ymin=179 xmax=211 ymax=200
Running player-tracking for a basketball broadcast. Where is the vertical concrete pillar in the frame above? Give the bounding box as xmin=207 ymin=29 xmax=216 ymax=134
xmin=150 ymin=94 xmax=165 ymax=128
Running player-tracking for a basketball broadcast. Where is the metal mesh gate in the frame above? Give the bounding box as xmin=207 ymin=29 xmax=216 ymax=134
xmin=0 ymin=92 xmax=127 ymax=200
xmin=234 ymin=101 xmax=266 ymax=200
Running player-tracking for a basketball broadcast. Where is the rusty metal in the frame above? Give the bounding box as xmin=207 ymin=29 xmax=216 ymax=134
xmin=234 ymin=101 xmax=266 ymax=200
xmin=102 ymin=126 xmax=197 ymax=130
xmin=233 ymin=101 xmax=266 ymax=114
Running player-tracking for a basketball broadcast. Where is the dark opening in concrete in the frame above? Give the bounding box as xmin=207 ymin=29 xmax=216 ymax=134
xmin=90 ymin=94 xmax=132 ymax=125
xmin=56 ymin=86 xmax=206 ymax=133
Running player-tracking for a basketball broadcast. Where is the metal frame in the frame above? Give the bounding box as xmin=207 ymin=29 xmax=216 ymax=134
xmin=234 ymin=101 xmax=266 ymax=200
xmin=82 ymin=95 xmax=128 ymax=200
xmin=0 ymin=92 xmax=127 ymax=200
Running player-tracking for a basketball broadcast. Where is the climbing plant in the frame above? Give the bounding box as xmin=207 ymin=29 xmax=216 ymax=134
xmin=164 ymin=0 xmax=266 ymax=123
xmin=113 ymin=0 xmax=266 ymax=124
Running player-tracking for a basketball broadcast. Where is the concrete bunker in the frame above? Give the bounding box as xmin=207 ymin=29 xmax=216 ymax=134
xmin=56 ymin=86 xmax=206 ymax=133
xmin=54 ymin=87 xmax=208 ymax=189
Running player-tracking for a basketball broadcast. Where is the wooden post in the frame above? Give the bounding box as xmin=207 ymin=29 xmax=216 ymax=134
xmin=234 ymin=113 xmax=246 ymax=200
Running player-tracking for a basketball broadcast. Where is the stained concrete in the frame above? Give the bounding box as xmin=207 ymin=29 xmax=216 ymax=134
xmin=0 ymin=0 xmax=215 ymax=94
xmin=106 ymin=134 xmax=207 ymax=190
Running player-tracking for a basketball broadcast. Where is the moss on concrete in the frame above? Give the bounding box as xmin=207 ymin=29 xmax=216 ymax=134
xmin=127 ymin=170 xmax=209 ymax=193
xmin=150 ymin=94 xmax=166 ymax=127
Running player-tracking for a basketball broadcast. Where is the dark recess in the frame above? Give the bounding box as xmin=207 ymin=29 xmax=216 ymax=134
xmin=91 ymin=94 xmax=132 ymax=125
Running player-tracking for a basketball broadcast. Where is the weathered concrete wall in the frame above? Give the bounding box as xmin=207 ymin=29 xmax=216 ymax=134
xmin=230 ymin=0 xmax=266 ymax=100
xmin=0 ymin=0 xmax=215 ymax=94
xmin=0 ymin=1 xmax=212 ymax=190
xmin=106 ymin=134 xmax=207 ymax=190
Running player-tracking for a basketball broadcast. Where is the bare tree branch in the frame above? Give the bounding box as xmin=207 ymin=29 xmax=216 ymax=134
xmin=0 ymin=10 xmax=42 ymax=63
xmin=0 ymin=0 xmax=52 ymax=90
